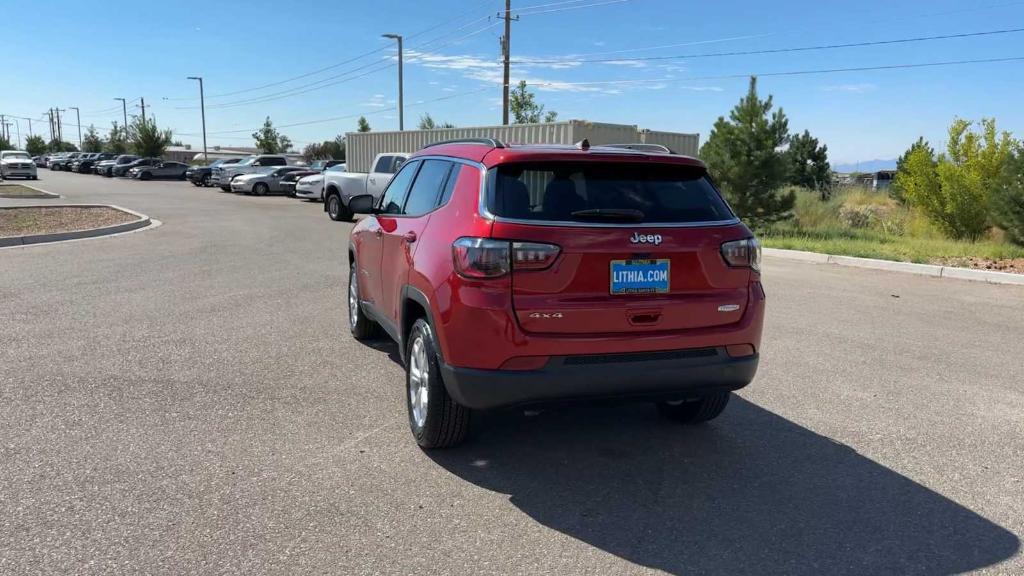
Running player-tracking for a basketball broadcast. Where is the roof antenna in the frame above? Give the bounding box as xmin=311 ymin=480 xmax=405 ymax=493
xmin=575 ymin=138 xmax=590 ymax=151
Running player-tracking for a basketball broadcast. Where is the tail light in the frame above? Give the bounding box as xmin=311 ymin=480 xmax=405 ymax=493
xmin=453 ymin=238 xmax=510 ymax=278
xmin=452 ymin=238 xmax=561 ymax=279
xmin=721 ymin=238 xmax=761 ymax=272
xmin=512 ymin=242 xmax=560 ymax=271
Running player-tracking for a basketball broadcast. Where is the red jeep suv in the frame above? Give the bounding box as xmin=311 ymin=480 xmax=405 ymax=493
xmin=346 ymin=138 xmax=764 ymax=448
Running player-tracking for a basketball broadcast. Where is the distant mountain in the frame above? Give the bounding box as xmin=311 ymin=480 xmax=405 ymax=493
xmin=833 ymin=159 xmax=897 ymax=173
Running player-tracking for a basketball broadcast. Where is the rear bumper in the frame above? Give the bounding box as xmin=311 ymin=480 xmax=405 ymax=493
xmin=439 ymin=347 xmax=758 ymax=410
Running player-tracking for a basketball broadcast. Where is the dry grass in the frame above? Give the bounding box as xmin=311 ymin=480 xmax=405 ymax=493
xmin=761 ymin=186 xmax=1024 ymax=268
xmin=0 ymin=206 xmax=136 ymax=238
xmin=0 ymin=184 xmax=54 ymax=198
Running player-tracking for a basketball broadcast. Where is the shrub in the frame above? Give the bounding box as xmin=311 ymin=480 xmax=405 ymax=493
xmin=896 ymin=118 xmax=1015 ymax=240
xmin=992 ymin=152 xmax=1024 ymax=245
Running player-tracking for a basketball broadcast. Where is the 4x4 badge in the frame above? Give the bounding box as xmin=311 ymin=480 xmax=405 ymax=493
xmin=630 ymin=232 xmax=662 ymax=245
xmin=529 ymin=312 xmax=563 ymax=319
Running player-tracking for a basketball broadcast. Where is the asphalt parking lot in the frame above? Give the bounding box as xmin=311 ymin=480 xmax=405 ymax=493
xmin=2 ymin=170 xmax=1023 ymax=575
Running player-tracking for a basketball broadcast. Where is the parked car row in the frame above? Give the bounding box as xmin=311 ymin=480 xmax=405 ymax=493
xmin=185 ymin=154 xmax=346 ymax=199
xmin=33 ymin=151 xmax=349 ymax=198
xmin=41 ymin=152 xmax=190 ymax=180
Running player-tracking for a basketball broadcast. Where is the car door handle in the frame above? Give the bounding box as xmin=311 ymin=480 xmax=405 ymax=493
xmin=403 ymin=231 xmax=417 ymax=243
xmin=375 ymin=229 xmax=383 ymax=238
xmin=369 ymin=178 xmax=376 ymax=184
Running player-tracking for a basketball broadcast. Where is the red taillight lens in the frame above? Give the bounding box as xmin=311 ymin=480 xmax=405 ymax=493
xmin=721 ymin=238 xmax=762 ymax=272
xmin=512 ymin=242 xmax=560 ymax=271
xmin=452 ymin=238 xmax=510 ymax=278
xmin=452 ymin=238 xmax=560 ymax=278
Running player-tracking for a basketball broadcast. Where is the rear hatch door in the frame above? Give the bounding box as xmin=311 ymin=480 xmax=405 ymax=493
xmin=488 ymin=159 xmax=753 ymax=335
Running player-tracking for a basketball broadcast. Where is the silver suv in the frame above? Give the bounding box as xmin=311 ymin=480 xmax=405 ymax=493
xmin=213 ymin=155 xmax=290 ymax=191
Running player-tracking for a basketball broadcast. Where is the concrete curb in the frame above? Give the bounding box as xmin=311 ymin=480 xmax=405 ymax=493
xmin=0 ymin=182 xmax=60 ymax=199
xmin=0 ymin=204 xmax=152 ymax=247
xmin=764 ymin=247 xmax=1024 ymax=286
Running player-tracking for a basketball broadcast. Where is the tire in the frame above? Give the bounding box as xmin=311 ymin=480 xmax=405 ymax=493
xmin=201 ymin=174 xmax=211 ymax=187
xmin=326 ymin=192 xmax=351 ymax=221
xmin=405 ymin=318 xmax=471 ymax=449
xmin=139 ymin=172 xmax=152 ymax=181
xmin=348 ymin=265 xmax=381 ymax=341
xmin=656 ymin=392 xmax=731 ymax=424
xmin=220 ymin=186 xmax=231 ymax=192
xmin=253 ymin=182 xmax=269 ymax=196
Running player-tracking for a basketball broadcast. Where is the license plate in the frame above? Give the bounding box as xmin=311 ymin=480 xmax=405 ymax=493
xmin=610 ymin=259 xmax=670 ymax=295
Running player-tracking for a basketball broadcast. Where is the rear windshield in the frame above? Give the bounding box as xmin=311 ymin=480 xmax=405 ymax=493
xmin=490 ymin=162 xmax=734 ymax=224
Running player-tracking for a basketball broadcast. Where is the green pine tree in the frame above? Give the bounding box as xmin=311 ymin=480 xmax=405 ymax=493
xmin=699 ymin=77 xmax=794 ymax=227
xmin=786 ymin=130 xmax=832 ymax=198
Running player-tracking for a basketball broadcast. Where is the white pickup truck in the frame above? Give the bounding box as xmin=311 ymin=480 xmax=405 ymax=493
xmin=323 ymin=152 xmax=409 ymax=221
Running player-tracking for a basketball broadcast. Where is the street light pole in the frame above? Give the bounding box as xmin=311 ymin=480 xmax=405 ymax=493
xmin=187 ymin=76 xmax=208 ymax=162
xmin=69 ymin=107 xmax=82 ymax=149
xmin=382 ymin=33 xmax=404 ymax=131
xmin=114 ymin=98 xmax=128 ymax=147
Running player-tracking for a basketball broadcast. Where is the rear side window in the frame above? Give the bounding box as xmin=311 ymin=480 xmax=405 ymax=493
xmin=379 ymin=160 xmax=420 ymax=215
xmin=403 ymin=160 xmax=453 ymax=217
xmin=437 ymin=164 xmax=460 ymax=206
xmin=373 ymin=155 xmax=394 ymax=173
xmin=490 ymin=162 xmax=734 ymax=224
xmin=266 ymin=157 xmax=286 ymax=166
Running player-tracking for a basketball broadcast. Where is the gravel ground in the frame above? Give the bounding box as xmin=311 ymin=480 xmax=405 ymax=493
xmin=1 ymin=170 xmax=1022 ymax=575
xmin=935 ymin=256 xmax=1024 ymax=275
xmin=0 ymin=206 xmax=136 ymax=237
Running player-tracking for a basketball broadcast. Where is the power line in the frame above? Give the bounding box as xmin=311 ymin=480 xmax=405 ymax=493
xmin=176 ymin=87 xmax=491 ymax=137
xmin=177 ymin=19 xmax=502 ymax=111
xmin=513 ymin=27 xmax=1024 ymax=65
xmin=514 ymin=0 xmax=629 ymax=16
xmin=523 ymin=55 xmax=1024 ymax=88
xmin=163 ymin=1 xmax=499 ymax=103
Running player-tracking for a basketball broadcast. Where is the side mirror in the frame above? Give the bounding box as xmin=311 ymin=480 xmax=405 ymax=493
xmin=348 ymin=194 xmax=378 ymax=214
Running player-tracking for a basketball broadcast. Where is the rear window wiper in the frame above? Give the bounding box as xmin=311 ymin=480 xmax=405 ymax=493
xmin=570 ymin=208 xmax=645 ymax=222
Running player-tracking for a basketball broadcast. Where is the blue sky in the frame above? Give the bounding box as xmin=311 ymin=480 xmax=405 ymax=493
xmin=4 ymin=0 xmax=1024 ymax=164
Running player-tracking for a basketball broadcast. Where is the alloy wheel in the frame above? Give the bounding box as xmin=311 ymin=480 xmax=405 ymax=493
xmin=408 ymin=337 xmax=429 ymax=431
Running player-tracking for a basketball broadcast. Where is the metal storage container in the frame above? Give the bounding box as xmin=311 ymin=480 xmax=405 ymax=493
xmin=345 ymin=121 xmax=697 ymax=172
xmin=638 ymin=130 xmax=700 ymax=157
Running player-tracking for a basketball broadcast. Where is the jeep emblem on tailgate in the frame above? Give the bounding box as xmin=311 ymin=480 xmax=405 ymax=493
xmin=630 ymin=232 xmax=662 ymax=246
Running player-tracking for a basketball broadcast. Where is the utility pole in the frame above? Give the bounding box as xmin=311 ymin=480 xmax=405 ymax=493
xmin=382 ymin=34 xmax=404 ymax=131
xmin=140 ymin=97 xmax=146 ymax=123
xmin=115 ymin=98 xmax=128 ymax=145
xmin=188 ymin=77 xmax=208 ymax=162
xmin=500 ymin=0 xmax=519 ymax=125
xmin=0 ymin=114 xmax=6 ymax=141
xmin=48 ymin=109 xmax=54 ymax=142
xmin=55 ymin=109 xmax=64 ymax=143
xmin=69 ymin=107 xmax=82 ymax=149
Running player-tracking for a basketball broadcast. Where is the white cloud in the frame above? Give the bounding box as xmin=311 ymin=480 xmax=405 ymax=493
xmin=604 ymin=60 xmax=649 ymax=68
xmin=361 ymin=94 xmax=393 ymax=108
xmin=405 ymin=49 xmax=621 ymax=94
xmin=821 ymin=83 xmax=877 ymax=94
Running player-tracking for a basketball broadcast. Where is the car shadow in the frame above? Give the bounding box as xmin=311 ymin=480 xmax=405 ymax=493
xmin=427 ymin=397 xmax=1020 ymax=575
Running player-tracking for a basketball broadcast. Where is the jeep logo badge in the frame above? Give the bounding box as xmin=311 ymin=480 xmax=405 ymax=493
xmin=630 ymin=232 xmax=663 ymax=246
